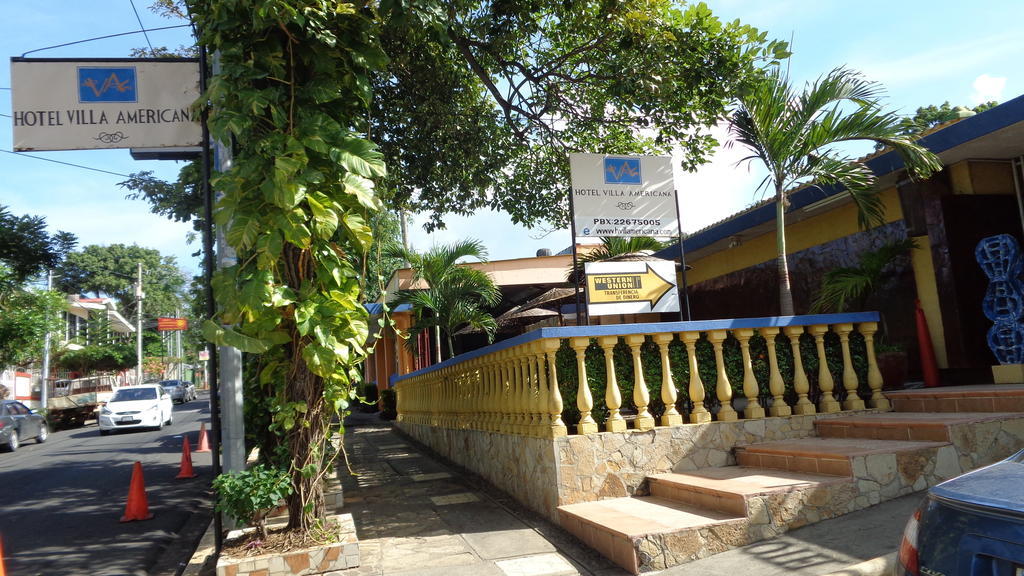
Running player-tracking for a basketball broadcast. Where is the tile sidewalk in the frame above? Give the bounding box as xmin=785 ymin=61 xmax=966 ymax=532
xmin=339 ymin=413 xmax=914 ymax=576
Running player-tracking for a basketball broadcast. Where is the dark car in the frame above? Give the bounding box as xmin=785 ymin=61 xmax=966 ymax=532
xmin=159 ymin=379 xmax=196 ymax=404
xmin=896 ymin=448 xmax=1024 ymax=576
xmin=0 ymin=400 xmax=48 ymax=452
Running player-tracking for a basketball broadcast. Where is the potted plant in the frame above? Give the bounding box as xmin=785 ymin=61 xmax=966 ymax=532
xmin=812 ymin=237 xmax=917 ymax=389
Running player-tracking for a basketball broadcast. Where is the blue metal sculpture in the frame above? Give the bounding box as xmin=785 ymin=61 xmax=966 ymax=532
xmin=976 ymin=234 xmax=1024 ymax=364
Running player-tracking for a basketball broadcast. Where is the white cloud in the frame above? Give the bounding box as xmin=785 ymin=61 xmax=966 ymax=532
xmin=971 ymin=74 xmax=1006 ymax=104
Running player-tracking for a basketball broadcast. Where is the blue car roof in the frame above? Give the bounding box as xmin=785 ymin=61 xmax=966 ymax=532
xmin=932 ymin=449 xmax=1024 ymax=513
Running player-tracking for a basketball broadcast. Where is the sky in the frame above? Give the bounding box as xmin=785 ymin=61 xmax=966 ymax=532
xmin=2 ymin=1 xmax=1022 ymax=277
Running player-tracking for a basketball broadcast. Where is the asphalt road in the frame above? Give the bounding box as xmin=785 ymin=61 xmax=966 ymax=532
xmin=0 ymin=393 xmax=215 ymax=576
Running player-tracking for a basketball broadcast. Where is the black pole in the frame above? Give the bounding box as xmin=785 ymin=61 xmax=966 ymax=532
xmin=198 ymin=43 xmax=224 ymax=554
xmin=567 ymin=186 xmax=585 ymax=326
xmin=674 ymin=190 xmax=691 ymax=321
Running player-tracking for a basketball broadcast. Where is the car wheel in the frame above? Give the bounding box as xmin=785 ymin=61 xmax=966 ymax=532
xmin=36 ymin=425 xmax=48 ymax=444
xmin=7 ymin=430 xmax=19 ymax=452
xmin=99 ymin=429 xmax=110 ymax=436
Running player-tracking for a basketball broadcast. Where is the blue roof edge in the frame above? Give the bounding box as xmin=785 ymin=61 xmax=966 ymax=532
xmin=656 ymin=94 xmax=1024 ymax=259
xmin=392 ymin=311 xmax=880 ymax=382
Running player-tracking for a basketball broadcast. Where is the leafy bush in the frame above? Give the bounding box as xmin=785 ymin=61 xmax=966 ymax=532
xmin=379 ymin=388 xmax=397 ymax=420
xmin=213 ymin=464 xmax=292 ymax=538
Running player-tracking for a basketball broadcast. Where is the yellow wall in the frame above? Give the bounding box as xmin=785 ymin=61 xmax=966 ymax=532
xmin=910 ymin=236 xmax=948 ymax=368
xmin=688 ymin=188 xmax=905 ymax=284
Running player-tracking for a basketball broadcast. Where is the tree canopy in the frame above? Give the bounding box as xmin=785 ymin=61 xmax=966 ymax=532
xmin=374 ymin=0 xmax=789 ymax=231
xmin=54 ymin=244 xmax=188 ymax=320
xmin=0 ymin=265 xmax=66 ymax=369
xmin=0 ymin=205 xmax=77 ymax=282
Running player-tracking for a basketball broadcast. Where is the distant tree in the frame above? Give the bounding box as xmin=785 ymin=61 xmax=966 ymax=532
xmin=54 ymin=244 xmax=187 ymax=320
xmin=0 ymin=205 xmax=77 ymax=282
xmin=899 ymin=101 xmax=999 ymax=135
xmin=388 ymin=240 xmax=501 ymax=360
xmin=0 ymin=265 xmax=66 ymax=369
xmin=728 ymin=66 xmax=942 ymax=315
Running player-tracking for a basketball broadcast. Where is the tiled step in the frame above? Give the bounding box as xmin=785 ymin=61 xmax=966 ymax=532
xmin=815 ymin=412 xmax=1022 ymax=442
xmin=648 ymin=467 xmax=851 ymax=517
xmin=558 ymin=496 xmax=745 ymax=574
xmin=735 ymin=437 xmax=948 ymax=477
xmin=885 ymin=384 xmax=1024 ymax=413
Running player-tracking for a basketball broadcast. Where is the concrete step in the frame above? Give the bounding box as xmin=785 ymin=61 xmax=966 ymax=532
xmin=884 ymin=384 xmax=1024 ymax=413
xmin=557 ymin=496 xmax=745 ymax=574
xmin=814 ymin=411 xmax=1022 ymax=442
xmin=735 ymin=437 xmax=948 ymax=477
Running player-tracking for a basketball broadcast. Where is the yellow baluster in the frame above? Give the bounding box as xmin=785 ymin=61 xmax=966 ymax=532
xmin=760 ymin=327 xmax=790 ymax=416
xmin=810 ymin=325 xmax=840 ymax=413
xmin=707 ymin=330 xmax=737 ymax=421
xmin=735 ymin=328 xmax=765 ymax=419
xmin=625 ymin=335 xmax=655 ymax=431
xmin=499 ymin=350 xmax=513 ymax=434
xmin=859 ymin=322 xmax=891 ymax=410
xmin=570 ymin=337 xmax=598 ymax=435
xmin=681 ymin=331 xmax=711 ymax=423
xmin=835 ymin=323 xmax=865 ymax=410
xmin=652 ymin=333 xmax=683 ymax=426
xmin=524 ymin=351 xmax=540 ymax=437
xmin=597 ymin=336 xmax=626 ymax=433
xmin=784 ymin=326 xmax=815 ymax=415
xmin=541 ymin=339 xmax=567 ymax=437
xmin=511 ymin=350 xmax=525 ymax=435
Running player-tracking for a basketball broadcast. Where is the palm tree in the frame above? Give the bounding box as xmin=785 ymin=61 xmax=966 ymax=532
xmin=729 ymin=65 xmax=942 ymax=315
xmin=388 ymin=239 xmax=501 ymax=360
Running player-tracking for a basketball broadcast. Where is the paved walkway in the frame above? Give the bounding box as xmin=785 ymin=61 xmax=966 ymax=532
xmin=339 ymin=413 xmax=918 ymax=576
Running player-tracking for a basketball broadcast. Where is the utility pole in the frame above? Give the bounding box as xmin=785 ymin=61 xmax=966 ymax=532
xmin=136 ymin=262 xmax=144 ymax=384
xmin=39 ymin=269 xmax=53 ymax=410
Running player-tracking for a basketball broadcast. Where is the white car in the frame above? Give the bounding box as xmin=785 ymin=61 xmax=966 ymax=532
xmin=98 ymin=384 xmax=174 ymax=435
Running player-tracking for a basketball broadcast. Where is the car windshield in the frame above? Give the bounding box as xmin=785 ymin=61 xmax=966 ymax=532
xmin=112 ymin=388 xmax=157 ymax=402
xmin=161 ymin=382 xmax=179 ymax=389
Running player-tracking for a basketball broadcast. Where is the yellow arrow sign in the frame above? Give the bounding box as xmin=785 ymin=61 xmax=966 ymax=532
xmin=586 ymin=264 xmax=674 ymax=308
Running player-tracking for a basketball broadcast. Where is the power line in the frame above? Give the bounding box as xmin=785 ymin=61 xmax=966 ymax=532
xmin=1 ymin=149 xmax=132 ymax=178
xmin=128 ymin=0 xmax=157 ymax=57
xmin=21 ymin=24 xmax=190 ymax=57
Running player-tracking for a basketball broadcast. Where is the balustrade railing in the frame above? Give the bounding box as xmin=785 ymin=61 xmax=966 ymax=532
xmin=393 ymin=313 xmax=888 ymax=438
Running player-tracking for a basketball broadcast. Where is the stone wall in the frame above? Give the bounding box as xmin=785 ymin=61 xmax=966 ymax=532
xmin=399 ymin=413 xmax=864 ymax=522
xmin=396 ymin=422 xmax=561 ymax=520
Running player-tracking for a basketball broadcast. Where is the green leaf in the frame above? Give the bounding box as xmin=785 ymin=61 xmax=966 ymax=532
xmin=201 ymin=320 xmax=269 ymax=353
xmin=329 ymin=137 xmax=386 ymax=178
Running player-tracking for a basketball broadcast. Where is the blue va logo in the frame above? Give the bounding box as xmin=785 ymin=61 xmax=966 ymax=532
xmin=604 ymin=157 xmax=641 ymax=184
xmin=78 ymin=67 xmax=137 ymax=103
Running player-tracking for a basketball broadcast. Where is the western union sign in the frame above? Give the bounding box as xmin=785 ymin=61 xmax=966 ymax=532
xmin=585 ymin=260 xmax=679 ymax=316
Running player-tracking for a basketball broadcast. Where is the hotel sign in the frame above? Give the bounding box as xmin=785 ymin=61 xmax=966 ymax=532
xmin=11 ymin=58 xmax=201 ymax=151
xmin=569 ymin=153 xmax=678 ymax=238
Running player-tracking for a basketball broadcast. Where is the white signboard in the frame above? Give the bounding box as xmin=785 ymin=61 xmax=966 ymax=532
xmin=569 ymin=153 xmax=678 ymax=237
xmin=11 ymin=58 xmax=201 ymax=151
xmin=585 ymin=260 xmax=679 ymax=316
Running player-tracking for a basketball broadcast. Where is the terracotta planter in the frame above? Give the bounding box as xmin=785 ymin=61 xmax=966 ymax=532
xmin=216 ymin=513 xmax=359 ymax=576
xmin=877 ymin=351 xmax=908 ymax=390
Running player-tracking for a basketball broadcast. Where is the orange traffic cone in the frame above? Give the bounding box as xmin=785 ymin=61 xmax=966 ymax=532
xmin=176 ymin=436 xmax=198 ymax=479
xmin=120 ymin=461 xmax=155 ymax=522
xmin=0 ymin=533 xmax=7 ymax=576
xmin=916 ymin=300 xmax=941 ymax=388
xmin=195 ymin=423 xmax=211 ymax=453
